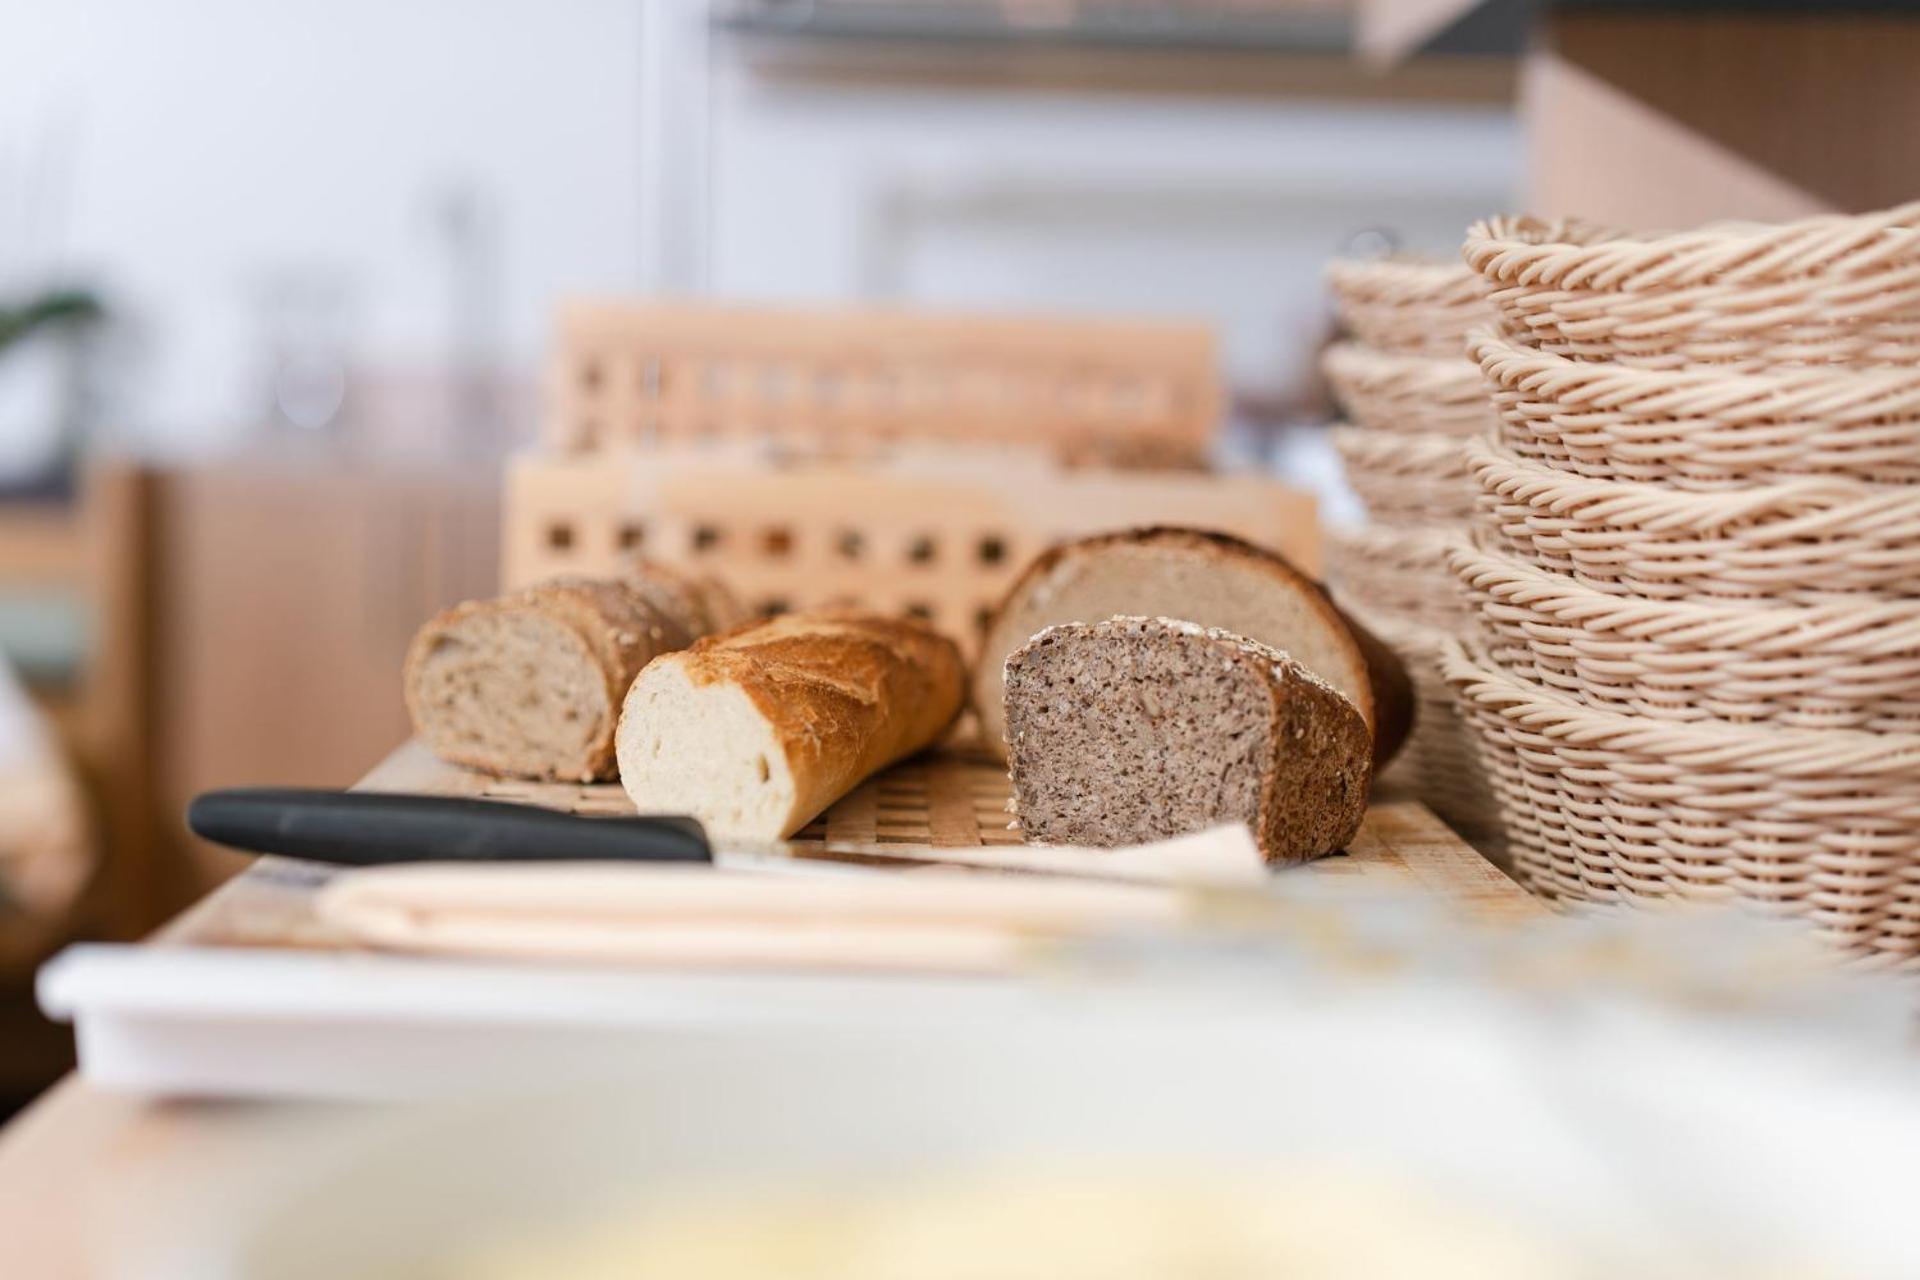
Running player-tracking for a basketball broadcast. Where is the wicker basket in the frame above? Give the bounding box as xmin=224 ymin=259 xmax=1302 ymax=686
xmin=1321 ymin=342 xmax=1495 ymax=437
xmin=1440 ymin=638 xmax=1920 ymax=966
xmin=1467 ymin=437 xmax=1920 ymax=605
xmin=1449 ymin=542 xmax=1920 ymax=733
xmin=1325 ymin=522 xmax=1471 ymax=633
xmin=1364 ymin=615 xmax=1506 ymax=858
xmin=1473 ymin=330 xmax=1920 ymax=490
xmin=1325 ymin=258 xmax=1487 ymax=357
xmin=1330 ymin=425 xmax=1475 ymax=525
xmin=1462 ymin=205 xmax=1920 ymax=371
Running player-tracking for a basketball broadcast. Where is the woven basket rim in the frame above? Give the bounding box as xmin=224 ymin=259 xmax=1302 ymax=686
xmin=1448 ymin=541 xmax=1920 ymax=641
xmin=1321 ymin=341 xmax=1483 ymax=390
xmin=1462 ymin=203 xmax=1920 ymax=292
xmin=1439 ymin=637 xmax=1920 ymax=771
xmin=1325 ymin=255 xmax=1480 ymax=303
xmin=1467 ymin=436 xmax=1920 ymax=527
xmin=1331 ymin=424 xmax=1469 ymax=471
xmin=1470 ymin=328 xmax=1920 ymax=410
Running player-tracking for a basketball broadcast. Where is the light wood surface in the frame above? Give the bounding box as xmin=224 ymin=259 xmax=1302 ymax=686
xmin=0 ymin=743 xmax=1538 ymax=1275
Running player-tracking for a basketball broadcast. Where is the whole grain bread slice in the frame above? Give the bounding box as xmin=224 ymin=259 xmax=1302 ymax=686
xmin=976 ymin=527 xmax=1410 ymax=768
xmin=1004 ymin=616 xmax=1371 ymax=864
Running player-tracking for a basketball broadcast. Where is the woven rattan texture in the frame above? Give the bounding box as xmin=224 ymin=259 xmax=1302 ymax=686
xmin=1366 ymin=617 xmax=1505 ymax=858
xmin=1467 ymin=437 xmax=1920 ymax=605
xmin=1449 ymin=543 xmax=1920 ymax=734
xmin=1331 ymin=426 xmax=1475 ymax=525
xmin=1326 ymin=258 xmax=1487 ymax=357
xmin=1462 ymin=206 xmax=1920 ymax=371
xmin=1441 ymin=640 xmax=1920 ymax=967
xmin=466 ymin=750 xmax=1024 ymax=850
xmin=1326 ymin=523 xmax=1472 ymax=634
xmin=1321 ymin=343 xmax=1495 ymax=437
xmin=1474 ymin=331 xmax=1920 ymax=489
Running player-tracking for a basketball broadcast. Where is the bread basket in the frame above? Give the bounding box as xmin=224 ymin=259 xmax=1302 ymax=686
xmin=1449 ymin=542 xmax=1920 ymax=733
xmin=1467 ymin=438 xmax=1920 ymax=605
xmin=1365 ymin=615 xmax=1505 ymax=857
xmin=1461 ymin=206 xmax=1920 ymax=371
xmin=1324 ymin=522 xmax=1470 ymax=633
xmin=1321 ymin=342 xmax=1494 ymax=437
xmin=1330 ymin=425 xmax=1475 ymax=525
xmin=1473 ymin=330 xmax=1920 ymax=490
xmin=1440 ymin=638 xmax=1920 ymax=967
xmin=1324 ymin=258 xmax=1487 ymax=357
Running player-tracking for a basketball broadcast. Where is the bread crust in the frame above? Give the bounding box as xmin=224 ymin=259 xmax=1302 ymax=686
xmin=976 ymin=526 xmax=1411 ymax=769
xmin=650 ymin=608 xmax=965 ymax=831
xmin=403 ymin=578 xmax=693 ymax=781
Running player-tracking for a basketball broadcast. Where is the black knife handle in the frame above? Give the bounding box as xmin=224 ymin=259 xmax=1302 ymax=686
xmin=187 ymin=788 xmax=711 ymax=866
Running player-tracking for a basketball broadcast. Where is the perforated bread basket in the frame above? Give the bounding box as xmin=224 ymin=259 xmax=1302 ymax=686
xmin=1462 ymin=205 xmax=1920 ymax=371
xmin=1325 ymin=258 xmax=1487 ymax=357
xmin=1331 ymin=425 xmax=1475 ymax=525
xmin=1449 ymin=543 xmax=1920 ymax=734
xmin=1473 ymin=330 xmax=1920 ymax=490
xmin=1439 ymin=637 xmax=1920 ymax=968
xmin=1467 ymin=437 xmax=1920 ymax=605
xmin=1321 ymin=343 xmax=1494 ymax=437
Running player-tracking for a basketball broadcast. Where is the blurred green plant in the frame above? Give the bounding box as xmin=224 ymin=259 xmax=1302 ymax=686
xmin=0 ymin=290 xmax=105 ymax=356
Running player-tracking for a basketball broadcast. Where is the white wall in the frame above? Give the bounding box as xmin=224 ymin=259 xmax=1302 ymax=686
xmin=1 ymin=1 xmax=1520 ymax=454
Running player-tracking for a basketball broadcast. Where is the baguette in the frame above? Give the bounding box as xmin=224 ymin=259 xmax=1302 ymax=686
xmin=616 ymin=608 xmax=965 ymax=841
xmin=405 ymin=578 xmax=695 ymax=782
xmin=976 ymin=526 xmax=1411 ymax=769
xmin=1004 ymin=616 xmax=1371 ymax=864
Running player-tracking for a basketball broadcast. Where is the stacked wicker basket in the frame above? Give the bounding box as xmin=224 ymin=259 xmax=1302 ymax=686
xmin=1320 ymin=258 xmax=1503 ymax=852
xmin=1448 ymin=205 xmax=1920 ymax=968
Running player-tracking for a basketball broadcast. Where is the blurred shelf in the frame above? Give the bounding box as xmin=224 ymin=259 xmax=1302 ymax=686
xmin=718 ymin=1 xmax=1355 ymax=54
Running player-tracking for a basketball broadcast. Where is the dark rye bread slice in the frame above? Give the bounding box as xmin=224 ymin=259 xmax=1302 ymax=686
xmin=1004 ymin=617 xmax=1371 ymax=865
xmin=404 ymin=579 xmax=695 ymax=783
xmin=975 ymin=527 xmax=1411 ymax=771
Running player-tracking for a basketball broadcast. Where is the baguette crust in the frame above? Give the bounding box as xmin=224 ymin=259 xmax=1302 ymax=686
xmin=620 ymin=608 xmax=966 ymax=838
xmin=404 ymin=579 xmax=694 ymax=781
xmin=976 ymin=526 xmax=1412 ymax=769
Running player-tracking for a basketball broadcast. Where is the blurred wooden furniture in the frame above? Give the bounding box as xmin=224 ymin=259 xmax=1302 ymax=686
xmin=1361 ymin=0 xmax=1920 ymax=224
xmin=547 ymin=302 xmax=1220 ymax=468
xmin=504 ymin=452 xmax=1320 ymax=656
xmin=145 ymin=461 xmax=501 ymax=892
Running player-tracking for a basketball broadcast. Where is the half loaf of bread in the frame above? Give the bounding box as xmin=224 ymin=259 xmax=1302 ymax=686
xmin=1004 ymin=616 xmax=1371 ymax=864
xmin=405 ymin=576 xmax=705 ymax=782
xmin=976 ymin=526 xmax=1410 ymax=768
xmin=617 ymin=607 xmax=965 ymax=842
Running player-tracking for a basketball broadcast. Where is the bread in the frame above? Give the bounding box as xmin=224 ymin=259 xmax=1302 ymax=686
xmin=975 ymin=527 xmax=1410 ymax=769
xmin=616 ymin=608 xmax=965 ymax=841
xmin=623 ymin=557 xmax=749 ymax=637
xmin=1003 ymin=616 xmax=1371 ymax=864
xmin=404 ymin=579 xmax=696 ymax=782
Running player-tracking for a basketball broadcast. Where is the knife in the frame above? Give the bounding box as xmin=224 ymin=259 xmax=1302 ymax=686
xmin=188 ymin=788 xmax=712 ymax=866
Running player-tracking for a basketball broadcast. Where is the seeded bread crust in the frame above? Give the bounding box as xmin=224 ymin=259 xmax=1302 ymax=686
xmin=1004 ymin=616 xmax=1371 ymax=864
xmin=622 ymin=557 xmax=749 ymax=637
xmin=976 ymin=526 xmax=1411 ymax=769
xmin=404 ymin=577 xmax=698 ymax=782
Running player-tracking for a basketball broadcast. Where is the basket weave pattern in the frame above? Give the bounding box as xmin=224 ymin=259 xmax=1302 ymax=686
xmin=1322 ymin=343 xmax=1494 ymax=437
xmin=1474 ymin=331 xmax=1920 ymax=490
xmin=1462 ymin=207 xmax=1920 ymax=371
xmin=1441 ymin=639 xmax=1920 ymax=965
xmin=1330 ymin=427 xmax=1474 ymax=525
xmin=1467 ymin=438 xmax=1920 ymax=605
xmin=1449 ymin=544 xmax=1920 ymax=734
xmin=1326 ymin=258 xmax=1488 ymax=357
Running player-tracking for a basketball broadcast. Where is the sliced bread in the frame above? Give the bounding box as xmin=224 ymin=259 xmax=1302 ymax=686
xmin=617 ymin=608 xmax=965 ymax=842
xmin=976 ymin=526 xmax=1410 ymax=767
xmin=405 ymin=578 xmax=696 ymax=782
xmin=1004 ymin=616 xmax=1371 ymax=864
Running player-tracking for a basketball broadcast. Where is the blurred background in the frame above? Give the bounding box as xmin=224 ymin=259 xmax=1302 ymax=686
xmin=1 ymin=0 xmax=1914 ymax=1106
